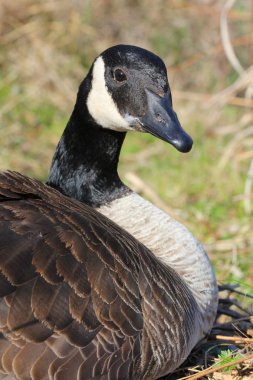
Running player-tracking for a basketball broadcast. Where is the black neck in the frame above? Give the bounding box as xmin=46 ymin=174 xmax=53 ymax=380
xmin=47 ymin=102 xmax=130 ymax=207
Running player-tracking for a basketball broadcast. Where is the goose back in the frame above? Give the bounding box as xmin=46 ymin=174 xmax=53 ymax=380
xmin=0 ymin=171 xmax=201 ymax=380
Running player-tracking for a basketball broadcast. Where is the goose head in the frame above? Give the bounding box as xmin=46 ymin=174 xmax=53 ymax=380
xmin=80 ymin=44 xmax=193 ymax=153
xmin=48 ymin=45 xmax=193 ymax=205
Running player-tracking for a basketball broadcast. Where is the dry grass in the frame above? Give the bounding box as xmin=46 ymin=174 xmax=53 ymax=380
xmin=0 ymin=0 xmax=252 ymax=378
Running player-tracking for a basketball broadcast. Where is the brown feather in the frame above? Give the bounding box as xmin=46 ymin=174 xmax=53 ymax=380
xmin=1 ymin=345 xmax=20 ymax=374
xmin=0 ymin=339 xmax=11 ymax=373
xmin=0 ymin=171 xmax=201 ymax=379
xmin=12 ymin=343 xmax=46 ymax=380
xmin=30 ymin=347 xmax=56 ymax=380
xmin=32 ymin=278 xmax=73 ymax=331
xmin=7 ymin=280 xmax=52 ymax=342
xmin=0 ymin=274 xmax=15 ymax=298
xmin=53 ymin=351 xmax=83 ymax=380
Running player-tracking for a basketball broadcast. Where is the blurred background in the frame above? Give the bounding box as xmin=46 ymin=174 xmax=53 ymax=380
xmin=0 ymin=0 xmax=252 ymax=292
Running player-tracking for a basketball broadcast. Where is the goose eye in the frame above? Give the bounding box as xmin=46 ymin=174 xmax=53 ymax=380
xmin=113 ymin=68 xmax=127 ymax=82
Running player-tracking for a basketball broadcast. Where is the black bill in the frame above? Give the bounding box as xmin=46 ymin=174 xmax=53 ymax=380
xmin=138 ymin=90 xmax=193 ymax=153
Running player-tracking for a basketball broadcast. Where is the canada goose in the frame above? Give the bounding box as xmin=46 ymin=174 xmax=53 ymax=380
xmin=0 ymin=45 xmax=218 ymax=380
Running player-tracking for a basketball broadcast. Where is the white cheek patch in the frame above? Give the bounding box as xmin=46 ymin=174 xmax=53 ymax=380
xmin=87 ymin=56 xmax=133 ymax=131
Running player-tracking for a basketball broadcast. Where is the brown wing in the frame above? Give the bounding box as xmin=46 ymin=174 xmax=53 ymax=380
xmin=0 ymin=171 xmax=148 ymax=380
xmin=0 ymin=171 xmax=197 ymax=380
xmin=0 ymin=173 xmax=146 ymax=380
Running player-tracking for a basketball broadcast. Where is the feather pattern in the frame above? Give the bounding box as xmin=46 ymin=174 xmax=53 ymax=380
xmin=0 ymin=171 xmax=201 ymax=379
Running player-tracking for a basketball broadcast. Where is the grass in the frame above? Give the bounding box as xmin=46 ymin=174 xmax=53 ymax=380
xmin=215 ymin=349 xmax=243 ymax=373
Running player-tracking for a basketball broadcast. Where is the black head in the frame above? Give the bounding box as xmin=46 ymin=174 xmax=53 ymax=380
xmin=83 ymin=45 xmax=193 ymax=153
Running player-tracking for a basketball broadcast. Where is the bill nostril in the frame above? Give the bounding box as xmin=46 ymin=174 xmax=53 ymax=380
xmin=156 ymin=113 xmax=165 ymax=124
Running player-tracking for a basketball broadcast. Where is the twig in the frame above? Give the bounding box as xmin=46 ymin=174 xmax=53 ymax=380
xmin=244 ymin=159 xmax=253 ymax=214
xmin=210 ymin=334 xmax=253 ymax=344
xmin=124 ymin=172 xmax=174 ymax=215
xmin=173 ymin=90 xmax=253 ymax=108
xmin=218 ymin=298 xmax=252 ymax=316
xmin=208 ymin=66 xmax=253 ymax=108
xmin=217 ymin=307 xmax=248 ymax=320
xmin=218 ymin=125 xmax=253 ymax=168
xmin=169 ymin=34 xmax=252 ymax=74
xmin=220 ymin=0 xmax=244 ymax=75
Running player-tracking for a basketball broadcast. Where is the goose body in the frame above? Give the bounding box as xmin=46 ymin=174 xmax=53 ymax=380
xmin=0 ymin=45 xmax=218 ymax=380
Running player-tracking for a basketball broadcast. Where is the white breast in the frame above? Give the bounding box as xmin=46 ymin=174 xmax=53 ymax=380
xmin=97 ymin=192 xmax=218 ymax=336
